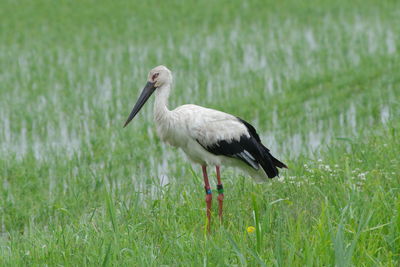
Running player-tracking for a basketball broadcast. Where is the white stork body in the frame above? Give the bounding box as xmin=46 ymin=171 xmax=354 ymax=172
xmin=124 ymin=65 xmax=287 ymax=229
xmin=154 ymin=95 xmax=264 ymax=180
xmin=151 ymin=78 xmax=286 ymax=182
xmin=162 ymin=105 xmax=244 ymax=164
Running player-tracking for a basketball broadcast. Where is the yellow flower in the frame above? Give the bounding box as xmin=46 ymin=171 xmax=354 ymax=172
xmin=247 ymin=226 xmax=256 ymax=233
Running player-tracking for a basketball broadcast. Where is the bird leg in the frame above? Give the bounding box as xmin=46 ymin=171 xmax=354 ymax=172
xmin=216 ymin=166 xmax=224 ymax=223
xmin=202 ymin=165 xmax=212 ymax=232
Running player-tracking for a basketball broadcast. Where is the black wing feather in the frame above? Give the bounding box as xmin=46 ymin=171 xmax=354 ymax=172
xmin=237 ymin=117 xmax=287 ymax=169
xmin=197 ymin=117 xmax=287 ymax=178
xmin=198 ymin=135 xmax=261 ymax=170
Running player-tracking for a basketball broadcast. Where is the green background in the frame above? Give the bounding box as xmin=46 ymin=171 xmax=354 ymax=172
xmin=0 ymin=0 xmax=399 ymax=265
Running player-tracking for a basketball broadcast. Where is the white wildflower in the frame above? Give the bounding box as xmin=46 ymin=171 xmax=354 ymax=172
xmin=324 ymin=165 xmax=332 ymax=171
xmin=358 ymin=172 xmax=368 ymax=180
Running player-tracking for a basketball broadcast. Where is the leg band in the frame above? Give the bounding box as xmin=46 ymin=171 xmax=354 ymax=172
xmin=217 ymin=184 xmax=224 ymax=194
xmin=205 ymin=188 xmax=212 ymax=195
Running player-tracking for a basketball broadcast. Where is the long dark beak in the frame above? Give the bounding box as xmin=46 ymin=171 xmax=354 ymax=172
xmin=123 ymin=81 xmax=156 ymax=127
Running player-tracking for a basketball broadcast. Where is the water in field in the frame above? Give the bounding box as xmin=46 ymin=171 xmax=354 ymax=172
xmin=0 ymin=1 xmax=399 ymax=265
xmin=0 ymin=19 xmax=396 ymax=164
xmin=0 ymin=18 xmax=398 ymax=193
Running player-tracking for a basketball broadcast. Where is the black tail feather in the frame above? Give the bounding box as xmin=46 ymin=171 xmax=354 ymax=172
xmin=256 ymin=144 xmax=288 ymax=178
xmin=259 ymin=158 xmax=279 ymax=178
xmin=236 ymin=117 xmax=287 ymax=178
xmin=249 ymin=142 xmax=276 ymax=178
xmin=269 ymin=153 xmax=288 ymax=169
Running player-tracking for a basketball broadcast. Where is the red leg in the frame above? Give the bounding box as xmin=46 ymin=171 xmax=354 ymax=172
xmin=202 ymin=165 xmax=212 ymax=232
xmin=216 ymin=166 xmax=224 ymax=222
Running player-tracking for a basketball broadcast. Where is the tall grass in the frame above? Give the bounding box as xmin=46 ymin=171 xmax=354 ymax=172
xmin=0 ymin=0 xmax=399 ymax=265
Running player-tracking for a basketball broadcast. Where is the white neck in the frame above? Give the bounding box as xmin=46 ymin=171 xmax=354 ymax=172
xmin=154 ymin=84 xmax=171 ymax=123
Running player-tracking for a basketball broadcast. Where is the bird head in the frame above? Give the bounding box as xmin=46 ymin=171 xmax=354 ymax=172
xmin=123 ymin=65 xmax=172 ymax=127
xmin=147 ymin=65 xmax=172 ymax=88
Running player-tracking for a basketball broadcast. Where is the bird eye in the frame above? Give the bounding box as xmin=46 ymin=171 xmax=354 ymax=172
xmin=152 ymin=73 xmax=159 ymax=81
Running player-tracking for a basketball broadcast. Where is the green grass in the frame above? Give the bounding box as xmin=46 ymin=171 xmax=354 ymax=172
xmin=1 ymin=0 xmax=399 ymax=265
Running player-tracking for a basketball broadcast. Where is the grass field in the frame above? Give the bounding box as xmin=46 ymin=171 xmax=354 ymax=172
xmin=1 ymin=0 xmax=400 ymax=265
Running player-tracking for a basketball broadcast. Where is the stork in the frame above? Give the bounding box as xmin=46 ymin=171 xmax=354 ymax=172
xmin=124 ymin=65 xmax=287 ymax=231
